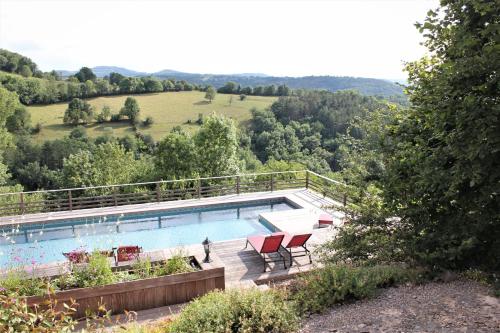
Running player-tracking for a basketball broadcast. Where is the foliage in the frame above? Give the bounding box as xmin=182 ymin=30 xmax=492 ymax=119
xmin=63 ymin=98 xmax=94 ymax=125
xmin=142 ymin=116 xmax=154 ymax=127
xmin=156 ymin=253 xmax=195 ymax=276
xmin=61 ymin=141 xmax=141 ymax=190
xmin=72 ymin=252 xmax=116 ymax=288
xmin=195 ymin=114 xmax=240 ymax=177
xmin=155 ymin=129 xmax=198 ymax=180
xmin=5 ymin=106 xmax=31 ymax=134
xmin=0 ymin=86 xmax=18 ymax=151
xmin=379 ymin=0 xmax=500 ymax=270
xmin=0 ymin=269 xmax=49 ymax=297
xmin=74 ymin=66 xmax=97 ymax=83
xmin=0 ymin=292 xmax=77 ymax=332
xmin=288 ymin=264 xmax=424 ymax=315
xmin=120 ymin=97 xmax=141 ymax=122
xmin=168 ymin=288 xmax=299 ymax=333
xmin=248 ymin=90 xmax=384 ymax=173
xmin=204 ymin=85 xmax=216 ymax=102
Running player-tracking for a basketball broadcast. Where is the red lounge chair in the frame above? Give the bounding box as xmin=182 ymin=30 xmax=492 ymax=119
xmin=245 ymin=234 xmax=286 ymax=272
xmin=273 ymin=232 xmax=312 ymax=266
xmin=115 ymin=246 xmax=142 ymax=264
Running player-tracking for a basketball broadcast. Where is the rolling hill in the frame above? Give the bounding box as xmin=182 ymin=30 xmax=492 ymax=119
xmin=56 ymin=66 xmax=405 ymax=97
xmin=28 ymin=91 xmax=276 ymax=142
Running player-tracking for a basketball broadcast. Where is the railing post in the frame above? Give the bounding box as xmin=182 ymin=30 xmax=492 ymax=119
xmin=236 ymin=176 xmax=240 ymax=195
xmin=343 ymin=193 xmax=347 ymax=206
xmin=19 ymin=192 xmax=25 ymax=215
xmin=197 ymin=179 xmax=201 ymax=199
xmin=305 ymin=170 xmax=309 ymax=189
xmin=270 ymin=174 xmax=274 ymax=192
xmin=113 ymin=187 xmax=118 ymax=207
xmin=68 ymin=190 xmax=73 ymax=211
xmin=156 ymin=182 xmax=161 ymax=203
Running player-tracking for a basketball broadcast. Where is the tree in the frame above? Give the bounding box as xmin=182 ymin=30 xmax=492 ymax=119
xmin=155 ymin=130 xmax=198 ymax=179
xmin=61 ymin=142 xmax=139 ymax=191
xmin=74 ymin=67 xmax=96 ymax=82
xmin=327 ymin=1 xmax=500 ymax=271
xmin=96 ymin=105 xmax=112 ymax=123
xmin=19 ymin=65 xmax=32 ymax=77
xmin=6 ymin=106 xmax=31 ymax=134
xmin=204 ymin=86 xmax=216 ymax=103
xmin=120 ymin=97 xmax=140 ymax=123
xmin=194 ymin=114 xmax=239 ymax=176
xmin=63 ymin=98 xmax=94 ymax=125
xmin=383 ymin=0 xmax=499 ymax=270
xmin=0 ymin=87 xmax=20 ymax=150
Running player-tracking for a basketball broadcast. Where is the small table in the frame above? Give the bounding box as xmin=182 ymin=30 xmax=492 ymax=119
xmin=318 ymin=213 xmax=334 ymax=227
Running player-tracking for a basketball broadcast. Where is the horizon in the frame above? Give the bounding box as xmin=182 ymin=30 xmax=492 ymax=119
xmin=0 ymin=0 xmax=438 ymax=81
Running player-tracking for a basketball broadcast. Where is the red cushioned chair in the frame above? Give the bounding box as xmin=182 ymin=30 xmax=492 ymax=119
xmin=245 ymin=234 xmax=286 ymax=272
xmin=318 ymin=213 xmax=334 ymax=228
xmin=273 ymin=232 xmax=312 ymax=266
xmin=114 ymin=245 xmax=142 ymax=265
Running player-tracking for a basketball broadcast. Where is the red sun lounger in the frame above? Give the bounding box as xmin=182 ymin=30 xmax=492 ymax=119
xmin=245 ymin=234 xmax=286 ymax=272
xmin=273 ymin=231 xmax=312 ymax=266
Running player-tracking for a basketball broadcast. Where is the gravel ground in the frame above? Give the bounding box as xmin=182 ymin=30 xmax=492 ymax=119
xmin=299 ymin=279 xmax=500 ymax=333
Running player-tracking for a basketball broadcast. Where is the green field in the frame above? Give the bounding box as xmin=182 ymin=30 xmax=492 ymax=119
xmin=28 ymin=92 xmax=276 ymax=141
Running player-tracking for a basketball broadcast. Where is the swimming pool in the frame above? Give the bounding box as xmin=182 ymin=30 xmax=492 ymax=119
xmin=0 ymin=199 xmax=297 ymax=268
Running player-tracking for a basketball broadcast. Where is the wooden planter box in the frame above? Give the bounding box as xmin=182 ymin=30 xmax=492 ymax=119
xmin=26 ymin=266 xmax=225 ymax=318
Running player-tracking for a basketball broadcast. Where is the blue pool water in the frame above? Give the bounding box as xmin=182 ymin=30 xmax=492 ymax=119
xmin=0 ymin=200 xmax=296 ymax=268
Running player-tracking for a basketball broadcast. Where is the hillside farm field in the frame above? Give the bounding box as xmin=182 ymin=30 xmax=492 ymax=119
xmin=28 ymin=92 xmax=276 ymax=141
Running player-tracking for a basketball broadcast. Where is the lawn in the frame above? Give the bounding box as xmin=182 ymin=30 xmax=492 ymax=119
xmin=28 ymin=91 xmax=276 ymax=141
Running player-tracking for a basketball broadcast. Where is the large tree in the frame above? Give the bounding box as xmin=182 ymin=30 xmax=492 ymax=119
xmin=382 ymin=0 xmax=498 ymax=269
xmin=195 ymin=114 xmax=239 ymax=177
xmin=63 ymin=98 xmax=94 ymax=125
xmin=120 ymin=97 xmax=141 ymax=122
xmin=74 ymin=67 xmax=96 ymax=83
xmin=155 ymin=129 xmax=198 ymax=180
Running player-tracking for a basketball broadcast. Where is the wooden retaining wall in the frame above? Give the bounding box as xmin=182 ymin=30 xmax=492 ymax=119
xmin=26 ymin=266 xmax=225 ymax=319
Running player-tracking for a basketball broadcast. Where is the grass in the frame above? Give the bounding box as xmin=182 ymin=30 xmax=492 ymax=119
xmin=28 ymin=91 xmax=276 ymax=142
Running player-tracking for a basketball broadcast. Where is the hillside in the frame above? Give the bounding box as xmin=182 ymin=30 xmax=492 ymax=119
xmin=56 ymin=66 xmax=405 ymax=97
xmin=28 ymin=91 xmax=276 ymax=141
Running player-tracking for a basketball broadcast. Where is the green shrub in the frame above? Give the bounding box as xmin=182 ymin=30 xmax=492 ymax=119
xmin=289 ymin=264 xmax=424 ymax=314
xmin=156 ymin=254 xmax=195 ymax=276
xmin=168 ymin=288 xmax=299 ymax=333
xmin=0 ymin=269 xmax=48 ymax=297
xmin=72 ymin=252 xmax=115 ymax=288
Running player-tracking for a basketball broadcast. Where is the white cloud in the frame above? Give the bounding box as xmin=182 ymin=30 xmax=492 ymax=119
xmin=0 ymin=0 xmax=439 ymax=79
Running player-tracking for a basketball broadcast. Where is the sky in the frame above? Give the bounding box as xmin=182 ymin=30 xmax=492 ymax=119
xmin=0 ymin=0 xmax=439 ymax=80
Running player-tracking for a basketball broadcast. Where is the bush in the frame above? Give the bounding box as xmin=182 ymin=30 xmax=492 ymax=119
xmin=143 ymin=116 xmax=154 ymax=127
xmin=239 ymin=94 xmax=247 ymax=101
xmin=72 ymin=252 xmax=115 ymax=288
xmin=0 ymin=292 xmax=77 ymax=332
xmin=0 ymin=269 xmax=48 ymax=297
xmin=168 ymin=288 xmax=299 ymax=333
xmin=110 ymin=113 xmax=122 ymax=122
xmin=288 ymin=264 xmax=424 ymax=315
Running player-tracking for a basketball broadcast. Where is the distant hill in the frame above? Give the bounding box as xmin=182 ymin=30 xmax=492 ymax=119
xmin=55 ymin=66 xmax=404 ymax=97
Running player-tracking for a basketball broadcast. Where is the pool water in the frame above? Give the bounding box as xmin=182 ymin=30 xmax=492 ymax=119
xmin=0 ymin=200 xmax=296 ymax=268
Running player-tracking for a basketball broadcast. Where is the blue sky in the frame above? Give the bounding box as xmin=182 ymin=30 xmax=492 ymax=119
xmin=0 ymin=0 xmax=439 ymax=79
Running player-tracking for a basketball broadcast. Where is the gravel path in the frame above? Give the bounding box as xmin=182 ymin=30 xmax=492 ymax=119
xmin=300 ymin=279 xmax=500 ymax=333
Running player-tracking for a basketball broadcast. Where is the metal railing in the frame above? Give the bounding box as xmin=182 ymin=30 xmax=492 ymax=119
xmin=0 ymin=170 xmax=351 ymax=217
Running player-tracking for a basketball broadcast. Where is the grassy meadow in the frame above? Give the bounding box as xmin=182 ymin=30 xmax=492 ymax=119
xmin=28 ymin=91 xmax=276 ymax=141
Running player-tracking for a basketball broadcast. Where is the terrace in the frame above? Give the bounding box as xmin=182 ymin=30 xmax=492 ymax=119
xmin=0 ymin=170 xmax=348 ymax=316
